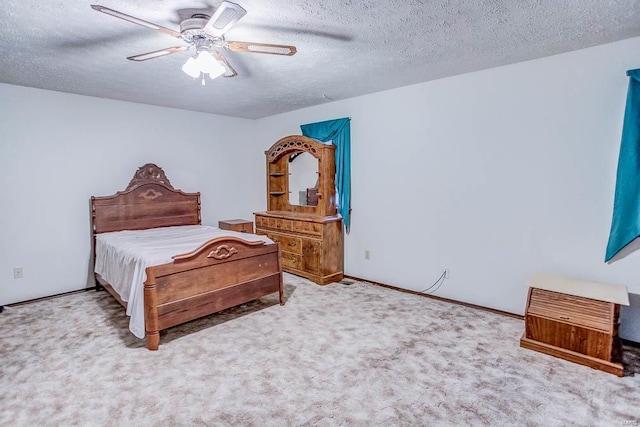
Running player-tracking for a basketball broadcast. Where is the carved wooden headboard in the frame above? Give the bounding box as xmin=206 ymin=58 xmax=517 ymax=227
xmin=91 ymin=164 xmax=201 ymax=235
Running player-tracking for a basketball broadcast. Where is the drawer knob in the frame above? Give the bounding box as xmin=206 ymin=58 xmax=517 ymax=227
xmin=289 ymin=241 xmax=297 ymax=247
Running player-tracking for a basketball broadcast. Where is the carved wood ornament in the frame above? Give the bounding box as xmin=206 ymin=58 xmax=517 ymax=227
xmin=126 ymin=163 xmax=174 ymax=191
xmin=207 ymin=245 xmax=239 ymax=260
xmin=266 ymin=136 xmax=321 ymax=163
xmin=139 ymin=189 xmax=164 ymax=200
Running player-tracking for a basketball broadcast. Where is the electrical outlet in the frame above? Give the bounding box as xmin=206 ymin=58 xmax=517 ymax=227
xmin=444 ymin=268 xmax=449 ymax=279
xmin=365 ymin=250 xmax=370 ymax=260
xmin=13 ymin=268 xmax=23 ymax=279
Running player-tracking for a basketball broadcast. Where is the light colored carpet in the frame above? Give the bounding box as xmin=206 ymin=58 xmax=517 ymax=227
xmin=1 ymin=273 xmax=639 ymax=426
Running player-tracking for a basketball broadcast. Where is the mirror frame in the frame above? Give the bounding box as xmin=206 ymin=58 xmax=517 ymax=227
xmin=264 ymin=135 xmax=337 ymax=217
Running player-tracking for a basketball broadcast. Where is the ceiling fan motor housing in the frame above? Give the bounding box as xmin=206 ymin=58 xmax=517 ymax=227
xmin=180 ymin=14 xmax=225 ymax=47
xmin=180 ymin=14 xmax=210 ymax=32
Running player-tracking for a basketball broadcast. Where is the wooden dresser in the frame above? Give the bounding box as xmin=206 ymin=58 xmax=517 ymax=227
xmin=520 ymin=273 xmax=629 ymax=376
xmin=255 ymin=135 xmax=344 ymax=285
xmin=255 ymin=211 xmax=343 ymax=284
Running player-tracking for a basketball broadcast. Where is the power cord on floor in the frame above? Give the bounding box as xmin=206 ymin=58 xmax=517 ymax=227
xmin=418 ymin=270 xmax=447 ymax=294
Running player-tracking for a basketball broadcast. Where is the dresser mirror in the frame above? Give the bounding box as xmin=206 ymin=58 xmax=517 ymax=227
xmin=288 ymin=151 xmax=319 ymax=206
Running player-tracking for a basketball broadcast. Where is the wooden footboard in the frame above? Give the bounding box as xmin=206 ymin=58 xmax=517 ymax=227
xmin=144 ymin=237 xmax=283 ymax=350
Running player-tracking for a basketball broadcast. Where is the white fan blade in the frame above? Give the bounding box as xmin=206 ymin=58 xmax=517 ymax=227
xmin=127 ymin=46 xmax=188 ymax=61
xmin=203 ymin=1 xmax=247 ymax=37
xmin=91 ymin=5 xmax=183 ymax=39
xmin=212 ymin=52 xmax=238 ymax=77
xmin=225 ymin=41 xmax=297 ymax=56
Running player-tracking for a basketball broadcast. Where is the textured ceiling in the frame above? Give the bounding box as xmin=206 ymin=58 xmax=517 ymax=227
xmin=1 ymin=1 xmax=640 ymax=119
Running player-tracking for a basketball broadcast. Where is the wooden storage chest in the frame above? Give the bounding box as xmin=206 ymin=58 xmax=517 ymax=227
xmin=520 ymin=273 xmax=629 ymax=377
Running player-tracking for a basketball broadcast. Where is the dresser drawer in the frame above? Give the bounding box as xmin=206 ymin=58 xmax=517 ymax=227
xmin=267 ymin=233 xmax=302 ymax=254
xmin=255 ymin=215 xmax=294 ymax=232
xmin=256 ymin=215 xmax=322 ymax=237
xmin=255 ymin=216 xmax=269 ymax=229
xmin=527 ymin=288 xmax=612 ymax=332
xmin=258 ymin=229 xmax=320 ymax=274
xmin=267 ymin=218 xmax=292 ymax=232
xmin=292 ymin=220 xmax=322 ymax=236
xmin=281 ymin=251 xmax=303 ymax=271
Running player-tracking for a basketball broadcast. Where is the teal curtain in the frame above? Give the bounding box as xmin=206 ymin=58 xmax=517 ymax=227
xmin=605 ymin=69 xmax=640 ymax=262
xmin=300 ymin=117 xmax=351 ymax=232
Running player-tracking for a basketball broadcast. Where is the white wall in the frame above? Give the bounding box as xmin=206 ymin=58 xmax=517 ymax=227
xmin=255 ymin=37 xmax=640 ymax=342
xmin=0 ymin=84 xmax=264 ymax=305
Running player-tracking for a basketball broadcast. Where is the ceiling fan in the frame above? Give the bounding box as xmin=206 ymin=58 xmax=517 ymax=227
xmin=91 ymin=1 xmax=297 ymax=85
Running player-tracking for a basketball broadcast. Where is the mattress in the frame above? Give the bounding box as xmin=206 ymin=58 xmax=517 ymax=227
xmin=95 ymin=225 xmax=272 ymax=338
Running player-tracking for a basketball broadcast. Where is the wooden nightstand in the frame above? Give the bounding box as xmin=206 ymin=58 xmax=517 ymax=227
xmin=218 ymin=219 xmax=254 ymax=233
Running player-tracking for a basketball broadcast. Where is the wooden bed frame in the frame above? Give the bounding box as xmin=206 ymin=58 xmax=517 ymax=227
xmin=91 ymin=163 xmax=284 ymax=350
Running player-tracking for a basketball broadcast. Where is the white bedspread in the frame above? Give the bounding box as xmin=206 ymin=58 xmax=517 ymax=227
xmin=95 ymin=225 xmax=272 ymax=339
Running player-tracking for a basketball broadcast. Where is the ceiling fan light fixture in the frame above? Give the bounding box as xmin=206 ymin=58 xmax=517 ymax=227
xmin=196 ymin=51 xmax=225 ymax=77
xmin=182 ymin=51 xmax=226 ymax=82
xmin=182 ymin=57 xmax=201 ymax=78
